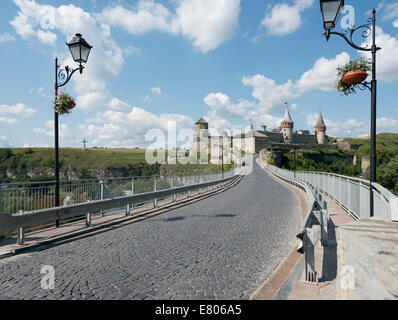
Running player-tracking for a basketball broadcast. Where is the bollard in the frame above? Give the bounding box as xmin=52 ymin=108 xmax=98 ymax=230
xmin=17 ymin=226 xmax=25 ymax=246
xmin=125 ymin=204 xmax=131 ymax=217
xmin=0 ymin=187 xmax=2 ymax=214
xmin=85 ymin=212 xmax=91 ymax=228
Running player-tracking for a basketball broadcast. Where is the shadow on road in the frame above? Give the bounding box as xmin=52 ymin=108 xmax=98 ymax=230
xmin=164 ymin=213 xmax=236 ymax=222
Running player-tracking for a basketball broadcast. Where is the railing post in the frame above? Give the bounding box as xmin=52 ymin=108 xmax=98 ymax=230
xmin=303 ymin=228 xmax=316 ymax=283
xmin=100 ymin=179 xmax=104 ymax=216
xmin=154 ymin=177 xmax=158 ymax=208
xmin=131 ymin=177 xmax=135 ymax=210
xmin=171 ymin=177 xmax=176 ymax=202
xmin=187 ymin=176 xmax=191 ymax=198
xmin=85 ymin=212 xmax=91 ymax=228
xmin=17 ymin=226 xmax=25 ymax=246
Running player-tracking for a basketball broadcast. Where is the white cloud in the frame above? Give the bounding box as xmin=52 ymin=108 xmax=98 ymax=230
xmin=0 ymin=33 xmax=16 ymax=43
xmin=394 ymin=19 xmax=398 ymax=27
xmin=379 ymin=1 xmax=398 ymax=23
xmin=360 ymin=27 xmax=398 ymax=82
xmin=11 ymin=0 xmax=126 ymax=112
xmin=150 ymin=87 xmax=162 ymax=95
xmin=97 ymin=0 xmax=241 ymax=53
xmin=0 ymin=136 xmax=12 ymax=148
xmin=377 ymin=117 xmax=398 ymax=132
xmin=0 ymin=117 xmax=18 ymax=125
xmin=201 ymin=51 xmax=352 ymax=132
xmin=34 ymin=107 xmax=194 ymax=148
xmin=0 ymin=103 xmax=37 ymax=118
xmin=295 ymin=52 xmax=351 ymax=93
xmin=261 ymin=0 xmax=314 ymax=36
xmin=306 ymin=113 xmax=398 ymax=137
xmin=124 ymin=46 xmax=141 ymax=56
xmin=174 ymin=0 xmax=241 ymax=52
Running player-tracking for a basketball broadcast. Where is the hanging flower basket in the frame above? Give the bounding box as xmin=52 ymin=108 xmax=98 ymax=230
xmin=342 ymin=70 xmax=368 ymax=85
xmin=336 ymin=58 xmax=371 ymax=96
xmin=54 ymin=92 xmax=75 ymax=115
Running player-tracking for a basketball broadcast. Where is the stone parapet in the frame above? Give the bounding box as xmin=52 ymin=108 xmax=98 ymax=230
xmin=336 ymin=218 xmax=398 ymax=300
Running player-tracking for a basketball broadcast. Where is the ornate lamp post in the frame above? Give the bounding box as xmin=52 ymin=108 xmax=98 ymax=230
xmin=54 ymin=33 xmax=92 ymax=227
xmin=319 ymin=0 xmax=381 ymax=218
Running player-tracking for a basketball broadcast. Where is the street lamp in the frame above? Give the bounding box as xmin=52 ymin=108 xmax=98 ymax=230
xmin=54 ymin=33 xmax=92 ymax=227
xmin=319 ymin=0 xmax=381 ymax=217
xmin=320 ymin=0 xmax=345 ymax=38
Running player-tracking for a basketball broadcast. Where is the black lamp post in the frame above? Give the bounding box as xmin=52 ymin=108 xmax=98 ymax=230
xmin=319 ymin=0 xmax=381 ymax=218
xmin=54 ymin=33 xmax=92 ymax=227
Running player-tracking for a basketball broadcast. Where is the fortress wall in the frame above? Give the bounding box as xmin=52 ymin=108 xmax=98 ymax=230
xmin=293 ymin=134 xmax=317 ymax=144
xmin=266 ymin=132 xmax=284 ymax=143
xmin=254 ymin=138 xmax=271 ymax=153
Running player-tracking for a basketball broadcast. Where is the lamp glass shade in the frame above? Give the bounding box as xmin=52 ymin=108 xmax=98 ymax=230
xmin=320 ymin=0 xmax=344 ymax=30
xmin=67 ymin=33 xmax=92 ymax=64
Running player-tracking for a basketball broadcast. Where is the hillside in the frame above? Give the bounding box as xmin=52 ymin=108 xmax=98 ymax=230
xmin=0 ymin=148 xmax=223 ymax=183
xmin=342 ymin=133 xmax=398 ymax=158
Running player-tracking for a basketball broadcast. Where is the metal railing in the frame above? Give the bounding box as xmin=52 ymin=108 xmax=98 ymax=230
xmin=0 ymin=171 xmax=236 ymax=215
xmin=0 ymin=168 xmax=243 ymax=245
xmin=264 ymin=163 xmax=398 ymax=221
xmin=257 ymin=159 xmax=328 ymax=283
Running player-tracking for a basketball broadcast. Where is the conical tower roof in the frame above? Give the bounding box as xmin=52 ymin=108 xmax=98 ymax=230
xmin=282 ymin=107 xmax=293 ymax=124
xmin=195 ymin=117 xmax=208 ymax=125
xmin=316 ymin=112 xmax=326 ymax=128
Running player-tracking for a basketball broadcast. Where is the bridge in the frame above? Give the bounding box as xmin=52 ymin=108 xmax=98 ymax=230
xmin=0 ymin=157 xmax=397 ymax=300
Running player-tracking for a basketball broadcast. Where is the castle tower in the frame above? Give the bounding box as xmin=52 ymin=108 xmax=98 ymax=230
xmin=195 ymin=117 xmax=209 ymax=137
xmin=281 ymin=106 xmax=294 ymax=144
xmin=193 ymin=117 xmax=210 ymax=153
xmin=315 ymin=112 xmax=327 ymax=144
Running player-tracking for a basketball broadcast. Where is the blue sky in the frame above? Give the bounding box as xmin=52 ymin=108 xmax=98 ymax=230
xmin=0 ymin=0 xmax=398 ymax=148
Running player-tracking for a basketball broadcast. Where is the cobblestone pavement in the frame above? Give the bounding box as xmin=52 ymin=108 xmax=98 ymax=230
xmin=0 ymin=161 xmax=301 ymax=300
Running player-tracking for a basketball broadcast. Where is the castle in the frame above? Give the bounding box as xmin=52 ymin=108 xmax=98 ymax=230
xmin=191 ymin=106 xmax=327 ymax=162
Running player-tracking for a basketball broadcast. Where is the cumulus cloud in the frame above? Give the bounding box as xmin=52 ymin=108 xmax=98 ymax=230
xmin=0 ymin=103 xmax=37 ymax=118
xmin=261 ymin=0 xmax=314 ymax=36
xmin=150 ymin=87 xmax=162 ymax=96
xmin=0 ymin=136 xmax=12 ymax=148
xmin=11 ymin=0 xmax=126 ymax=112
xmin=0 ymin=117 xmax=18 ymax=125
xmin=97 ymin=0 xmax=241 ymax=53
xmin=306 ymin=113 xmax=398 ymax=137
xmin=33 ymin=107 xmax=195 ymax=148
xmin=295 ymin=52 xmax=351 ymax=93
xmin=0 ymin=33 xmax=16 ymax=43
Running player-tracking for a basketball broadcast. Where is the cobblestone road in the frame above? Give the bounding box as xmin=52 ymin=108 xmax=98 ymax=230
xmin=0 ymin=161 xmax=301 ymax=300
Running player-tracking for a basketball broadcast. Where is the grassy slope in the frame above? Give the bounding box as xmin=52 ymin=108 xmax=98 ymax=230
xmin=343 ymin=133 xmax=398 ymax=158
xmin=0 ymin=148 xmax=223 ymax=181
xmin=6 ymin=148 xmax=149 ymax=169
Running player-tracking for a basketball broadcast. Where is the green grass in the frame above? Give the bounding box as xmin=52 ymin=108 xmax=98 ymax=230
xmin=0 ymin=148 xmax=228 ymax=182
